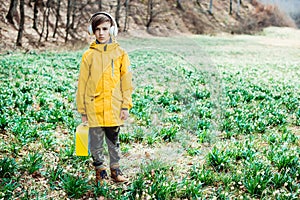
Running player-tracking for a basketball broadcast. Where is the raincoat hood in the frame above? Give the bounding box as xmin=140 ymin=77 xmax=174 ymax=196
xmin=89 ymin=41 xmax=120 ymax=52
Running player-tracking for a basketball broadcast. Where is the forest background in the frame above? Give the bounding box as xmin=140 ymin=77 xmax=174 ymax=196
xmin=1 ymin=0 xmax=299 ymax=51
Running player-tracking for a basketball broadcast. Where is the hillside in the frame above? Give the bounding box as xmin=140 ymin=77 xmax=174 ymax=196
xmin=260 ymin=0 xmax=300 ymax=27
xmin=0 ymin=0 xmax=297 ymax=51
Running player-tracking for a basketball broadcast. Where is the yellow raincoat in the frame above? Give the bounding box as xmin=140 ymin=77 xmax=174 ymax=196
xmin=76 ymin=41 xmax=133 ymax=127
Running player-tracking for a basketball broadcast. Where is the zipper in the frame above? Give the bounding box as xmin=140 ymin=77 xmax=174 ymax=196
xmin=102 ymin=53 xmax=105 ymax=125
xmin=111 ymin=59 xmax=114 ymax=77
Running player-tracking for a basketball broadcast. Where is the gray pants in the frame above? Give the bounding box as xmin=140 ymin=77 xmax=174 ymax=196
xmin=89 ymin=126 xmax=120 ymax=169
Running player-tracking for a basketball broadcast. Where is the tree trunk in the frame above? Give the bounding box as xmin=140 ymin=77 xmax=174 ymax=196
xmin=6 ymin=0 xmax=18 ymax=24
xmin=229 ymin=0 xmax=232 ymax=15
xmin=123 ymin=0 xmax=129 ymax=32
xmin=53 ymin=0 xmax=61 ymax=38
xmin=237 ymin=0 xmax=240 ymax=16
xmin=176 ymin=0 xmax=184 ymax=11
xmin=33 ymin=0 xmax=38 ymax=30
xmin=146 ymin=0 xmax=154 ymax=29
xmin=16 ymin=0 xmax=24 ymax=46
xmin=45 ymin=0 xmax=50 ymax=41
xmin=98 ymin=0 xmax=102 ymax=11
xmin=33 ymin=0 xmax=43 ymax=31
xmin=39 ymin=4 xmax=47 ymax=42
xmin=208 ymin=0 xmax=213 ymax=14
xmin=65 ymin=0 xmax=72 ymax=42
xmin=71 ymin=1 xmax=76 ymax=29
xmin=115 ymin=0 xmax=121 ymax=28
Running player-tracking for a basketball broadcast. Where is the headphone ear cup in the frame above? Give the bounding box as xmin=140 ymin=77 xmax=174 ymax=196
xmin=114 ymin=26 xmax=118 ymax=36
xmin=88 ymin=24 xmax=94 ymax=35
xmin=109 ymin=26 xmax=115 ymax=36
xmin=110 ymin=26 xmax=118 ymax=37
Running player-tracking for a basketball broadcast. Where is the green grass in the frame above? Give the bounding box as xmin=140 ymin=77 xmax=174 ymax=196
xmin=0 ymin=27 xmax=299 ymax=199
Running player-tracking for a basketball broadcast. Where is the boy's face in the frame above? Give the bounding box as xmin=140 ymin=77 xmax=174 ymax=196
xmin=94 ymin=22 xmax=111 ymax=44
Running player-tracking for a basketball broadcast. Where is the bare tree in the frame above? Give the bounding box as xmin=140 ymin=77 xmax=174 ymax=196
xmin=146 ymin=0 xmax=154 ymax=30
xmin=229 ymin=0 xmax=233 ymax=15
xmin=65 ymin=0 xmax=72 ymax=42
xmin=53 ymin=0 xmax=61 ymax=38
xmin=16 ymin=0 xmax=25 ymax=46
xmin=145 ymin=0 xmax=167 ymax=32
xmin=115 ymin=0 xmax=121 ymax=28
xmin=74 ymin=1 xmax=91 ymax=32
xmin=237 ymin=0 xmax=241 ymax=16
xmin=98 ymin=0 xmax=102 ymax=11
xmin=208 ymin=0 xmax=213 ymax=14
xmin=33 ymin=0 xmax=38 ymax=30
xmin=176 ymin=0 xmax=184 ymax=11
xmin=71 ymin=0 xmax=77 ymax=29
xmin=38 ymin=0 xmax=48 ymax=43
xmin=33 ymin=0 xmax=43 ymax=31
xmin=45 ymin=0 xmax=51 ymax=41
xmin=6 ymin=0 xmax=18 ymax=24
xmin=123 ymin=0 xmax=130 ymax=32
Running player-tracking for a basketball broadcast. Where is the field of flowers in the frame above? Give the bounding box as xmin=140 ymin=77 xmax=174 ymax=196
xmin=0 ymin=27 xmax=299 ymax=199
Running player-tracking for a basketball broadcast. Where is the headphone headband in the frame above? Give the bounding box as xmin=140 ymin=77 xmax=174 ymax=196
xmin=89 ymin=12 xmax=115 ymax=25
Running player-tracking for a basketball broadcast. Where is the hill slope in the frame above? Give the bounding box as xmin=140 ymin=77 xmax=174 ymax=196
xmin=0 ymin=0 xmax=297 ymax=51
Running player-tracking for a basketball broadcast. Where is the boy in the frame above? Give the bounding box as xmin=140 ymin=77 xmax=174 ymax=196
xmin=76 ymin=12 xmax=133 ymax=184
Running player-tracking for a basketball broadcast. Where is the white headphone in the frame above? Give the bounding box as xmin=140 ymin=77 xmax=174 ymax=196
xmin=88 ymin=12 xmax=118 ymax=37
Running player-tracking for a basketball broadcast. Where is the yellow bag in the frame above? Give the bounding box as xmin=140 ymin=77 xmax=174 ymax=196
xmin=75 ymin=123 xmax=89 ymax=156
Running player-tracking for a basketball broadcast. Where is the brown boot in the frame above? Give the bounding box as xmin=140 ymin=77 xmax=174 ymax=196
xmin=95 ymin=168 xmax=108 ymax=185
xmin=110 ymin=168 xmax=128 ymax=182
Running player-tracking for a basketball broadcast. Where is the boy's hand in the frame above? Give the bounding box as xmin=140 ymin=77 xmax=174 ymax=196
xmin=81 ymin=115 xmax=88 ymax=123
xmin=120 ymin=110 xmax=129 ymax=120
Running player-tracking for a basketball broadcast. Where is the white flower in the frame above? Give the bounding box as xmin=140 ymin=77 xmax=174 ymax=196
xmin=273 ymin=190 xmax=279 ymax=195
xmin=286 ymin=168 xmax=290 ymax=173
